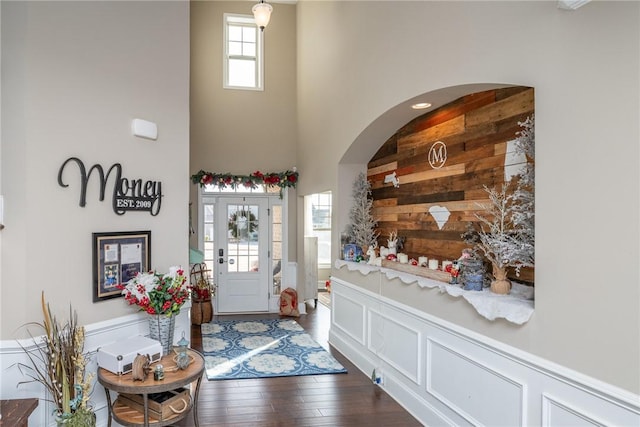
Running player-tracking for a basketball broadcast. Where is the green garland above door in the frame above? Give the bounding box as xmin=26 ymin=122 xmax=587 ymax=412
xmin=191 ymin=169 xmax=298 ymax=197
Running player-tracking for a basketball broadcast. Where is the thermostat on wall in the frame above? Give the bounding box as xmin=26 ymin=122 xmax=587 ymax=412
xmin=132 ymin=118 xmax=158 ymax=140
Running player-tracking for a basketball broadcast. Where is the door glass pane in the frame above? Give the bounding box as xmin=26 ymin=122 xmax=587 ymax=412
xmin=227 ymin=204 xmax=259 ymax=273
xmin=204 ymin=243 xmax=214 ymax=264
xmin=272 ymin=204 xmax=282 ymax=296
xmin=204 ymin=205 xmax=214 ymax=222
xmin=204 ymin=224 xmax=214 ymax=242
xmin=202 ymin=202 xmax=216 ymax=281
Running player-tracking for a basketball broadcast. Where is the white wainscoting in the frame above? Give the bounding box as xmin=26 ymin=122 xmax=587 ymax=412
xmin=329 ymin=278 xmax=640 ymax=426
xmin=0 ymin=308 xmax=190 ymax=427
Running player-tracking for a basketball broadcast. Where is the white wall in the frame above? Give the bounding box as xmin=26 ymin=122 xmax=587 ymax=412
xmin=1 ymin=3 xmax=190 ymax=424
xmin=190 ymin=1 xmax=297 ymax=175
xmin=1 ymin=1 xmax=190 ymax=336
xmin=297 ymin=1 xmax=640 ymax=395
xmin=189 ymin=1 xmax=298 ymax=255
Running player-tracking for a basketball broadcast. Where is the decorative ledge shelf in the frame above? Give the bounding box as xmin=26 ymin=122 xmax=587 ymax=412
xmin=335 ymin=259 xmax=534 ymax=325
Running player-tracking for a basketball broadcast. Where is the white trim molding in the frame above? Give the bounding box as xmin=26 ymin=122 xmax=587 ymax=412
xmin=334 ymin=259 xmax=534 ymax=324
xmin=329 ymin=277 xmax=640 ymax=426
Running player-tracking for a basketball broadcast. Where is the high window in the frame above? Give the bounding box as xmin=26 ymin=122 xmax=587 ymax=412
xmin=224 ymin=14 xmax=264 ymax=91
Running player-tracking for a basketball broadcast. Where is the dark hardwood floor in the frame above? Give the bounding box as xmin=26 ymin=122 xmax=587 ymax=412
xmin=178 ymin=300 xmax=422 ymax=426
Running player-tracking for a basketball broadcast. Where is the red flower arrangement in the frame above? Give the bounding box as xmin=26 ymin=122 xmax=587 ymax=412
xmin=189 ymin=278 xmax=214 ymax=301
xmin=117 ymin=267 xmax=189 ymax=316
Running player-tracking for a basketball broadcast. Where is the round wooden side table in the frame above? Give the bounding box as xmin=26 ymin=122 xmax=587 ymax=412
xmin=98 ymin=349 xmax=205 ymax=427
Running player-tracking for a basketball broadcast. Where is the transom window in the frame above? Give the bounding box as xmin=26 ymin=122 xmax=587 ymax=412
xmin=224 ymin=14 xmax=264 ymax=91
xmin=203 ymin=184 xmax=280 ymax=194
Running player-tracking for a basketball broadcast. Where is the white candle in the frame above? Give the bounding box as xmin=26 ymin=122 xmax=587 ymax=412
xmin=428 ymin=259 xmax=439 ymax=270
xmin=398 ymin=253 xmax=409 ymax=264
xmin=418 ymin=256 xmax=428 ymax=267
xmin=442 ymin=260 xmax=452 ymax=271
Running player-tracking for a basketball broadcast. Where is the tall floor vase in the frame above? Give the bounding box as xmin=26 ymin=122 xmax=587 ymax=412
xmin=148 ymin=314 xmax=176 ymax=355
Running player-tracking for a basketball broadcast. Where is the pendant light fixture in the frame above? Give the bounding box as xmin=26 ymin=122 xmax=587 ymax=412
xmin=252 ymin=0 xmax=273 ymax=31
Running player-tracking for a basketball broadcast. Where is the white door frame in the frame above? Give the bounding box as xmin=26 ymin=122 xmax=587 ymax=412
xmin=198 ymin=188 xmax=289 ymax=314
xmin=216 ymin=196 xmax=269 ymax=313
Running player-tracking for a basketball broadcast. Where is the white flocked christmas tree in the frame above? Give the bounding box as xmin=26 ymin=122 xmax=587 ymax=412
xmin=464 ymin=115 xmax=535 ymax=294
xmin=346 ymin=172 xmax=379 ymax=250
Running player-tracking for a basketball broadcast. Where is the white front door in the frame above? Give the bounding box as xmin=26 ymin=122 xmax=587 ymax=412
xmin=216 ymin=197 xmax=269 ymax=313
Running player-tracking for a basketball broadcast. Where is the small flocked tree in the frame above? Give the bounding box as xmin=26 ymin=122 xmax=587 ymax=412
xmin=510 ymin=115 xmax=535 ymax=257
xmin=346 ymin=172 xmax=379 ymax=250
xmin=464 ymin=116 xmax=535 ymax=294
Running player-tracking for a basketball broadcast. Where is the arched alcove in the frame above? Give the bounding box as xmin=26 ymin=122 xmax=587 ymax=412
xmin=338 ymin=83 xmax=534 ymax=284
xmin=339 ymin=83 xmax=518 ymax=165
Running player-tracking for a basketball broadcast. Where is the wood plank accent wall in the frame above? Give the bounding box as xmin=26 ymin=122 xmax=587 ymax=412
xmin=368 ymin=87 xmax=534 ymax=283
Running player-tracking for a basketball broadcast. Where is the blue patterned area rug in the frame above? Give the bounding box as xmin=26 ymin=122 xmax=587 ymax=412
xmin=201 ymin=318 xmax=347 ymax=380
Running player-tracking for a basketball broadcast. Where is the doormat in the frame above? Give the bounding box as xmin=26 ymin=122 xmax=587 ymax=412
xmin=201 ymin=318 xmax=347 ymax=380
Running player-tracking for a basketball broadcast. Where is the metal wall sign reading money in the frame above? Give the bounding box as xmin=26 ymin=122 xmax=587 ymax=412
xmin=58 ymin=157 xmax=162 ymax=216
